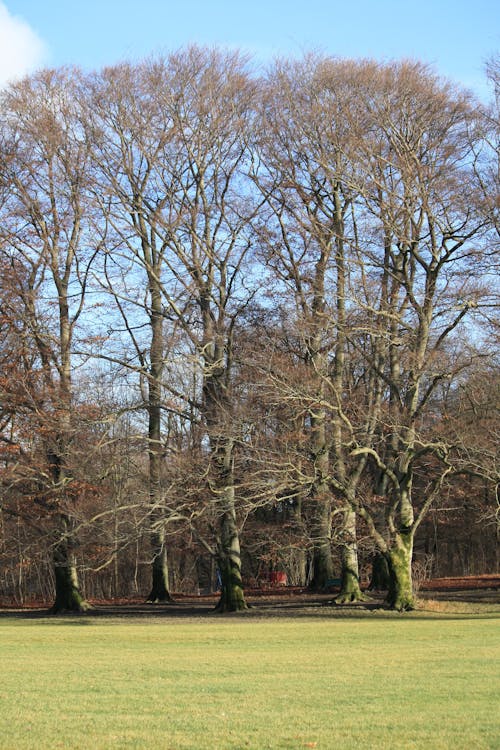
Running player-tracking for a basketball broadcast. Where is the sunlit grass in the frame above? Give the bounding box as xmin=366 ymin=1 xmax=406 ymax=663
xmin=0 ymin=608 xmax=498 ymax=749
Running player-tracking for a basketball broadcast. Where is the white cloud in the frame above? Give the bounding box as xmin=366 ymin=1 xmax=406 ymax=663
xmin=0 ymin=2 xmax=47 ymax=88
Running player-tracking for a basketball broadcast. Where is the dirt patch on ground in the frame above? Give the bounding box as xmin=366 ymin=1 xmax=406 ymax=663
xmin=419 ymin=574 xmax=500 ymax=590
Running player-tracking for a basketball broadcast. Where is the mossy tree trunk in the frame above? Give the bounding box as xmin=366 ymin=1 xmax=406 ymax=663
xmin=145 ymin=240 xmax=173 ymax=604
xmin=47 ymin=278 xmax=90 ymax=614
xmin=215 ymin=505 xmax=247 ymax=612
xmin=201 ymin=333 xmax=247 ymax=612
xmin=368 ymin=553 xmax=390 ymax=591
xmin=309 ymin=497 xmax=334 ymax=590
xmin=307 ymin=402 xmax=334 ymax=591
xmin=386 ymin=531 xmax=415 ymax=611
xmin=49 ymin=518 xmax=89 ymax=614
xmin=47 ymin=434 xmax=90 ymax=614
xmin=307 ymin=360 xmax=334 ymax=591
xmin=335 ymin=508 xmax=369 ymax=603
xmin=147 ymin=528 xmax=173 ymax=603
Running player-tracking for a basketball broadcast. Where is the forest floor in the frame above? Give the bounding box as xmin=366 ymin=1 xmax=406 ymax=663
xmin=1 ymin=574 xmax=498 ymax=618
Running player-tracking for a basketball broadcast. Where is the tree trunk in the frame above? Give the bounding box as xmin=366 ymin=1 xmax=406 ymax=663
xmin=145 ymin=278 xmax=173 ymax=603
xmin=47 ymin=441 xmax=90 ymax=614
xmin=49 ymin=538 xmax=89 ymax=614
xmin=288 ymin=548 xmax=308 ymax=586
xmin=146 ymin=528 xmax=173 ymax=603
xmin=288 ymin=498 xmax=308 ymax=585
xmin=202 ymin=320 xmax=247 ymax=612
xmin=368 ymin=553 xmax=390 ymax=591
xmin=386 ymin=533 xmax=415 ymax=611
xmin=335 ymin=509 xmax=369 ymax=603
xmin=309 ymin=498 xmax=334 ymax=590
xmin=214 ymin=508 xmax=248 ymax=612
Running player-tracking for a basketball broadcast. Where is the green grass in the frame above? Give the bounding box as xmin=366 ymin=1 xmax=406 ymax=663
xmin=0 ymin=608 xmax=499 ymax=749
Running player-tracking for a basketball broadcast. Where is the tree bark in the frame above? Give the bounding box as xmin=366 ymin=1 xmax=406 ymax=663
xmin=145 ymin=271 xmax=173 ymax=603
xmin=203 ymin=308 xmax=248 ymax=612
xmin=368 ymin=553 xmax=390 ymax=591
xmin=146 ymin=528 xmax=173 ymax=603
xmin=335 ymin=508 xmax=369 ymax=603
xmin=48 ymin=435 xmax=90 ymax=614
xmin=49 ymin=532 xmax=89 ymax=614
xmin=308 ymin=497 xmax=334 ymax=590
xmin=214 ymin=508 xmax=248 ymax=612
xmin=386 ymin=532 xmax=415 ymax=611
xmin=307 ymin=383 xmax=334 ymax=590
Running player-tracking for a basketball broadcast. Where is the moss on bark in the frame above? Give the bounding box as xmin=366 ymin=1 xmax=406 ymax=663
xmin=214 ymin=555 xmax=248 ymax=613
xmin=386 ymin=536 xmax=415 ymax=611
xmin=213 ymin=486 xmax=248 ymax=612
xmin=335 ymin=566 xmax=370 ymax=604
xmin=49 ymin=546 xmax=90 ymax=614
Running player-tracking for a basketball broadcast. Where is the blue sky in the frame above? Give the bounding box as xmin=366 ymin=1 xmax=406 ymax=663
xmin=1 ymin=0 xmax=498 ymax=97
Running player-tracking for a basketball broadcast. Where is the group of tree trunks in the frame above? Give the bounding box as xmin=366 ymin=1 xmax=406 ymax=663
xmin=0 ymin=49 xmax=498 ymax=613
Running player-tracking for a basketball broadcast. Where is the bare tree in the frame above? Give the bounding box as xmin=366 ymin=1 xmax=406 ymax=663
xmin=254 ymin=56 xmax=372 ymax=598
xmin=345 ymin=61 xmax=491 ymax=609
xmin=0 ymin=69 xmax=96 ymax=611
xmin=85 ymin=61 xmax=183 ymax=602
xmin=88 ymin=48 xmax=259 ymax=611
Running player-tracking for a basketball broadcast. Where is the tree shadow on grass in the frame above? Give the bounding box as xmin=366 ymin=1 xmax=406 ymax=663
xmin=0 ymin=589 xmax=498 ymax=621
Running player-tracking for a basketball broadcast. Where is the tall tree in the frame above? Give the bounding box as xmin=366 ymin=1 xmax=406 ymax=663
xmin=88 ymin=48 xmax=258 ymax=611
xmin=86 ymin=61 xmax=180 ymax=602
xmin=255 ymin=56 xmax=368 ymax=598
xmin=346 ymin=61 xmax=490 ymax=609
xmin=154 ymin=47 xmax=258 ymax=612
xmin=0 ymin=69 xmax=95 ymax=612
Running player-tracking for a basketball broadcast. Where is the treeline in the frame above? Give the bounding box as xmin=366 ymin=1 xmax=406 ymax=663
xmin=0 ymin=48 xmax=498 ymax=612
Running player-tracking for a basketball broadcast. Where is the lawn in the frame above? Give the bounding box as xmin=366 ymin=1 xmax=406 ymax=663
xmin=0 ymin=606 xmax=498 ymax=749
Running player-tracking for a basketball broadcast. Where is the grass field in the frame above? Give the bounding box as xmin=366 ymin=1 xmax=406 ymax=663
xmin=0 ymin=604 xmax=499 ymax=749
